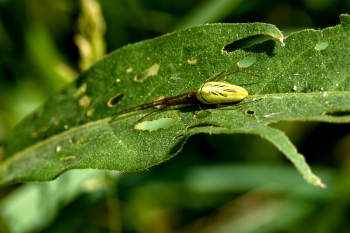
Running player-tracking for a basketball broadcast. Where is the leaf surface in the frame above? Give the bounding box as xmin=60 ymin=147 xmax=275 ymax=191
xmin=2 ymin=15 xmax=350 ymax=187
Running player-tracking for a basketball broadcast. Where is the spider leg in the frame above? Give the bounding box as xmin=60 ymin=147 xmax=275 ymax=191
xmin=216 ymin=70 xmax=261 ymax=82
xmin=196 ymin=103 xmax=212 ymax=113
xmin=204 ymin=71 xmax=226 ymax=83
xmin=137 ymin=101 xmax=199 ymax=122
xmin=113 ymin=91 xmax=196 ymax=119
xmin=136 ymin=105 xmax=168 ymax=122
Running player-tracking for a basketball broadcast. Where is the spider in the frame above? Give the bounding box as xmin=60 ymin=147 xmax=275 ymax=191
xmin=113 ymin=70 xmax=261 ymax=121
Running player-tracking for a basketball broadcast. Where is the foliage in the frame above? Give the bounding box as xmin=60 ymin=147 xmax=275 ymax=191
xmin=1 ymin=1 xmax=350 ymax=233
xmin=2 ymin=15 xmax=350 ymax=187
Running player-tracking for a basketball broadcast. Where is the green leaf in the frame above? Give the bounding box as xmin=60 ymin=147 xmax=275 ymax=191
xmin=2 ymin=15 xmax=350 ymax=187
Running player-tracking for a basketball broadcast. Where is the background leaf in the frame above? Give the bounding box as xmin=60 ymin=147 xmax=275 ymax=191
xmin=1 ymin=15 xmax=350 ymax=187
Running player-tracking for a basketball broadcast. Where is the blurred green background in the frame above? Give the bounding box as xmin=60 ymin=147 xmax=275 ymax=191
xmin=1 ymin=0 xmax=350 ymax=232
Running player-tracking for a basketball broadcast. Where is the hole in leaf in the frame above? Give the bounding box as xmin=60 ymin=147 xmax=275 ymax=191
xmin=154 ymin=96 xmax=165 ymax=109
xmin=237 ymin=56 xmax=256 ymax=68
xmin=186 ymin=123 xmax=223 ymax=130
xmin=245 ymin=109 xmax=256 ymax=115
xmin=108 ymin=93 xmax=125 ymax=107
xmin=60 ymin=155 xmax=77 ymax=161
xmin=188 ymin=58 xmax=198 ymax=64
xmin=173 ymin=134 xmax=185 ymax=140
xmin=263 ymin=112 xmax=282 ymax=118
xmin=134 ymin=118 xmax=177 ymax=131
xmin=86 ymin=108 xmax=95 ymax=116
xmin=134 ymin=63 xmax=160 ymax=82
xmin=323 ymin=110 xmax=350 ymax=117
xmin=126 ymin=67 xmax=133 ymax=73
xmin=72 ymin=137 xmax=89 ymax=145
xmin=315 ymin=41 xmax=329 ymax=50
xmin=223 ymin=35 xmax=273 ymax=52
xmin=73 ymin=83 xmax=87 ymax=98
xmin=193 ymin=110 xmax=211 ymax=119
xmin=79 ymin=95 xmax=91 ymax=107
xmin=31 ymin=123 xmax=50 ymax=138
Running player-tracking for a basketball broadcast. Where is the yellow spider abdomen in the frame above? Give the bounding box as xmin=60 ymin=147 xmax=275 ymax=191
xmin=196 ymin=82 xmax=248 ymax=104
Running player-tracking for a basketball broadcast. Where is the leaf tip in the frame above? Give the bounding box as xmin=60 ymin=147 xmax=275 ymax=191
xmin=310 ymin=175 xmax=327 ymax=188
xmin=319 ymin=182 xmax=327 ymax=189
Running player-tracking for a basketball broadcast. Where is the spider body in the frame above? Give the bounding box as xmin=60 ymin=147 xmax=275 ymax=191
xmin=196 ymin=82 xmax=248 ymax=104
